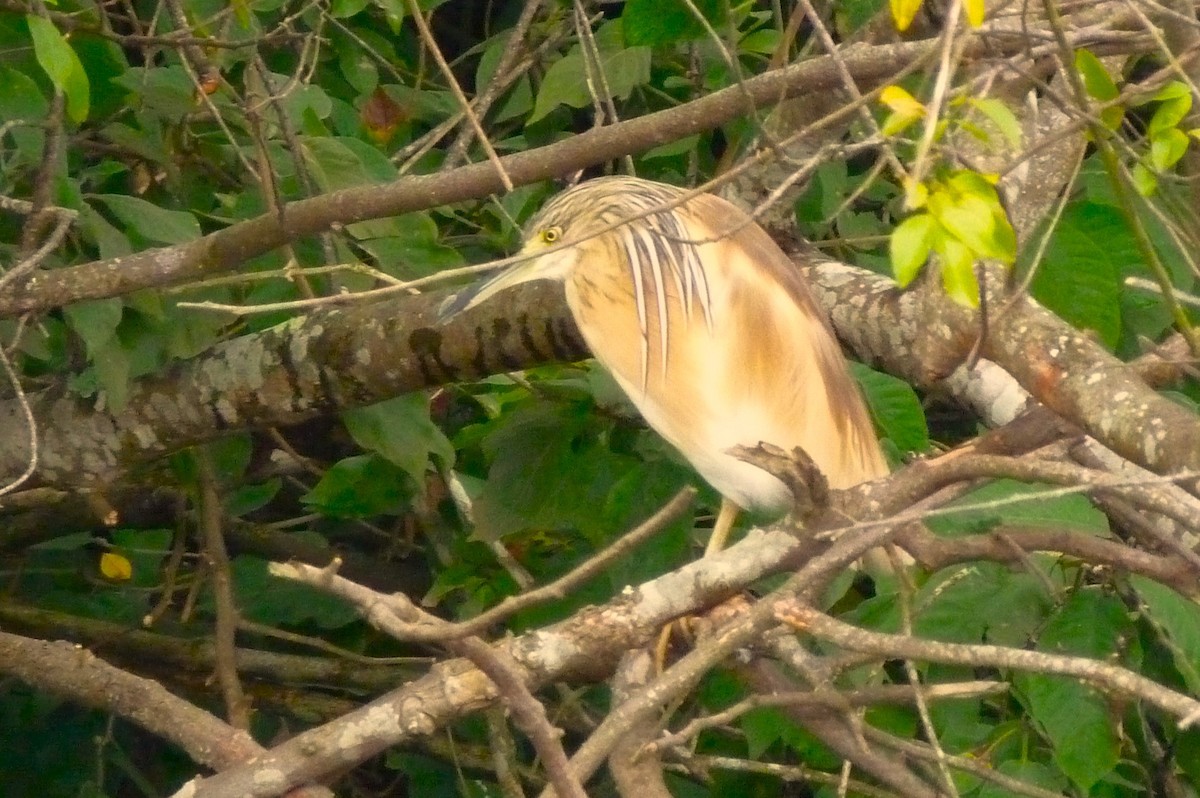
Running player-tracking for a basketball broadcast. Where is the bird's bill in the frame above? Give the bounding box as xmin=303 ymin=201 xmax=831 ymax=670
xmin=437 ymin=261 xmax=543 ymax=322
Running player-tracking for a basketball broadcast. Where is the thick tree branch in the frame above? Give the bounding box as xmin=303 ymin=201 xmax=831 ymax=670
xmin=0 ymin=602 xmax=423 ymax=693
xmin=8 ymin=247 xmax=1199 ymax=501
xmin=0 ymin=38 xmax=944 ymax=318
xmin=0 ymin=630 xmax=265 ymax=772
xmin=0 ymin=24 xmax=1140 ymax=319
xmin=608 ymin=650 xmax=671 ymax=798
xmin=802 ymin=255 xmax=1200 ymax=480
xmin=176 ymin=464 xmax=918 ymax=797
xmin=0 ymin=282 xmax=581 ymax=486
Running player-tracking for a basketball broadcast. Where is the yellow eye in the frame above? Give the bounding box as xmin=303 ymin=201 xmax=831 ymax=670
xmin=540 ymin=226 xmax=562 ymax=244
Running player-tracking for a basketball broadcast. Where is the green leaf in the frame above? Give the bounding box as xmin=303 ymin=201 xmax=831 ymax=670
xmin=929 ymin=178 xmax=1015 ymax=263
xmin=1015 ymin=589 xmax=1128 ymax=792
xmin=928 ymin=478 xmax=1110 ymax=537
xmin=350 ymin=208 xmax=462 ymax=278
xmin=79 ymin=205 xmax=132 ymax=259
xmin=1075 ymin=49 xmax=1118 ymax=101
xmin=63 ymin=298 xmax=123 ymax=355
xmin=928 ymin=689 xmax=993 ymax=752
xmin=739 ymin=28 xmax=780 ymax=56
xmin=622 ymin=0 xmax=728 ymax=46
xmin=91 ymin=195 xmax=200 ymax=244
xmin=163 ymin=299 xmax=233 ymax=360
xmin=1030 ymin=202 xmax=1128 ymax=348
xmin=343 ymin=394 xmax=455 ymax=487
xmin=0 ymin=67 xmax=49 ymax=163
xmin=915 ymin=562 xmax=1054 ymax=647
xmin=1044 ymin=587 xmax=1133 ymax=658
xmin=330 ymin=0 xmax=368 ymax=17
xmin=278 ymin=82 xmax=333 ymax=129
xmin=977 ymin=761 xmax=1070 ymax=798
xmin=850 ymin=362 xmax=929 ymax=453
xmin=530 ymin=22 xmax=651 ymax=123
xmin=1178 ymin=727 xmax=1200 ymax=786
xmin=1148 ymin=81 xmax=1192 ymax=136
xmin=90 ymin=339 xmax=131 ymax=411
xmin=642 ymin=134 xmax=700 ymax=160
xmin=473 ymin=401 xmax=637 ymax=544
xmin=1075 ymin=48 xmax=1123 ymax=129
xmin=377 ymin=83 xmax=456 ymax=124
xmin=112 ymin=65 xmax=195 ymax=118
xmin=1132 ymin=161 xmax=1159 ymax=196
xmin=238 ymin=554 xmax=361 ymax=628
xmin=302 ymin=136 xmax=396 ymax=194
xmin=935 ymin=234 xmax=979 ymax=307
xmin=26 ymin=15 xmax=89 ymax=122
xmin=1132 ymin=576 xmax=1200 ymax=692
xmin=967 ymin=97 xmax=1023 ymax=148
xmin=303 ymin=454 xmax=411 ymax=517
xmin=1149 ymin=127 xmax=1189 ymax=172
xmin=384 ymin=753 xmax=461 ymax=798
xmin=836 ymin=0 xmax=886 ymax=31
xmin=1151 ymin=81 xmax=1191 ymax=103
xmin=110 ymin=528 xmax=174 ymax=588
xmin=881 ymin=109 xmax=923 ymax=137
xmin=224 ymin=479 xmax=282 ymax=517
xmin=208 ymin=434 xmax=255 ymax=482
xmin=740 ymin=707 xmax=839 ymax=767
xmin=476 ymin=33 xmax=534 ymax=124
xmin=890 ymin=212 xmax=935 ymax=286
xmin=371 ymin=0 xmax=405 ymax=32
xmin=600 ymin=459 xmax=693 ymax=586
xmin=357 ymin=235 xmax=463 ymax=280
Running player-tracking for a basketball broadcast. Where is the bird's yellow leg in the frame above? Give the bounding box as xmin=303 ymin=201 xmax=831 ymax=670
xmin=704 ymin=498 xmax=742 ymax=557
xmin=657 ymin=498 xmax=745 ymax=672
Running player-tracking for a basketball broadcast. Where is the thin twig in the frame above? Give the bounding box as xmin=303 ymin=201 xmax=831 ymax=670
xmin=0 ymin=344 xmax=37 ymax=498
xmin=142 ymin=518 xmax=190 ymax=627
xmin=197 ymin=450 xmax=250 ymax=729
xmin=891 ymin=546 xmax=959 ymax=798
xmin=274 ymin=488 xmax=694 ymax=643
xmin=451 ymin=637 xmax=586 ymax=798
xmin=675 ymin=754 xmax=897 ymax=798
xmin=864 ymin=727 xmax=1071 ymax=798
xmin=444 ymin=0 xmax=544 ymax=169
xmin=648 ymin=681 xmax=1006 ymax=753
xmin=776 ymin=601 xmax=1200 ymax=725
xmin=486 ymin=705 xmax=528 ymax=798
xmin=405 ymin=0 xmax=513 ymax=191
xmin=1126 ymin=276 xmax=1200 ymax=308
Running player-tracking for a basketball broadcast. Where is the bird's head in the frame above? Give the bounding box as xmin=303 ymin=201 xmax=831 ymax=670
xmin=436 ymin=187 xmax=598 ymax=321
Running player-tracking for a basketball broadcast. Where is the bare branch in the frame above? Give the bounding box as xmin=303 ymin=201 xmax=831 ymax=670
xmin=776 ymin=602 xmax=1200 ymax=725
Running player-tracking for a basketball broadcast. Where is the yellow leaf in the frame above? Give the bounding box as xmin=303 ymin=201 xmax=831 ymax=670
xmin=963 ymin=0 xmax=985 ymax=27
xmin=880 ymin=85 xmax=925 ymax=117
xmin=937 ymin=237 xmax=980 ymax=307
xmin=903 ymin=177 xmax=929 ymax=211
xmin=890 ymin=0 xmax=923 ymax=31
xmin=890 ymin=213 xmax=936 ymax=287
xmin=882 ymin=110 xmax=922 ymax=137
xmin=100 ymin=552 xmax=133 ymax=581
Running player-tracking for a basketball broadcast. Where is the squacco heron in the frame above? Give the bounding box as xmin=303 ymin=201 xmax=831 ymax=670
xmin=442 ymin=177 xmax=887 ymax=554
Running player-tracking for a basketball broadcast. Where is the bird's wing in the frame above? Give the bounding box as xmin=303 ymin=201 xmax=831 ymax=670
xmin=685 ymin=194 xmax=889 ymax=488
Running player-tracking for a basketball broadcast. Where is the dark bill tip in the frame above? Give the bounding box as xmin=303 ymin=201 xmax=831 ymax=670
xmin=436 ymin=283 xmax=485 ymax=323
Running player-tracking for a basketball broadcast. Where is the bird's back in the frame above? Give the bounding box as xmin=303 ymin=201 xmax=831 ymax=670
xmin=562 ymin=180 xmax=887 ymax=513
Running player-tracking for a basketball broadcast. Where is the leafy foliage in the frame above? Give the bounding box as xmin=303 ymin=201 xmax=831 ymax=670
xmin=0 ymin=0 xmax=1198 ymax=796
